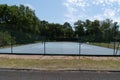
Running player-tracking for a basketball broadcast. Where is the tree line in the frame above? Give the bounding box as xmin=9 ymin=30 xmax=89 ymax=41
xmin=0 ymin=4 xmax=119 ymax=46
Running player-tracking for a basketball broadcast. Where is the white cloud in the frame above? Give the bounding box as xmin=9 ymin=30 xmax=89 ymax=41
xmin=104 ymin=9 xmax=115 ymax=17
xmin=63 ymin=0 xmax=89 ymax=23
xmin=93 ymin=0 xmax=105 ymax=5
xmin=63 ymin=0 xmax=120 ymax=24
xmin=64 ymin=14 xmax=76 ymax=22
xmin=92 ymin=15 xmax=104 ymax=21
xmin=66 ymin=0 xmax=88 ymax=7
xmin=24 ymin=4 xmax=35 ymax=10
xmin=93 ymin=0 xmax=120 ymax=5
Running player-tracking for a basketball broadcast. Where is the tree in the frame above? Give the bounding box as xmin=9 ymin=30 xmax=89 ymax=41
xmin=0 ymin=4 xmax=120 ymax=45
xmin=0 ymin=4 xmax=41 ymax=44
xmin=74 ymin=20 xmax=85 ymax=37
xmin=63 ymin=22 xmax=74 ymax=38
xmin=100 ymin=19 xmax=118 ymax=42
xmin=39 ymin=20 xmax=49 ymax=36
xmin=91 ymin=20 xmax=102 ymax=42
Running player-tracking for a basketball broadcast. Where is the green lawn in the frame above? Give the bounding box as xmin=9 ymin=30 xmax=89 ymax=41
xmin=89 ymin=42 xmax=120 ymax=50
xmin=0 ymin=57 xmax=120 ymax=70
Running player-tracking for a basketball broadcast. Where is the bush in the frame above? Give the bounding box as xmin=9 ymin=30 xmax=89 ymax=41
xmin=0 ymin=31 xmax=15 ymax=46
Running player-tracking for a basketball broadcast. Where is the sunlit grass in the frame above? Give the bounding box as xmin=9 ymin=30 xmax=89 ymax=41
xmin=89 ymin=42 xmax=120 ymax=50
xmin=0 ymin=57 xmax=120 ymax=70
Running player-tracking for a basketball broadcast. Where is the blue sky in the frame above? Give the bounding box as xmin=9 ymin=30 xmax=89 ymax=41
xmin=1 ymin=0 xmax=120 ymax=24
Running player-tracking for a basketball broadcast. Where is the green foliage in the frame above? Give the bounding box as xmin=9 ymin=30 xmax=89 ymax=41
xmin=0 ymin=4 xmax=40 ymax=44
xmin=63 ymin=22 xmax=74 ymax=38
xmin=0 ymin=4 xmax=119 ymax=46
xmin=74 ymin=20 xmax=85 ymax=37
xmin=0 ymin=31 xmax=15 ymax=46
xmin=74 ymin=19 xmax=119 ymax=42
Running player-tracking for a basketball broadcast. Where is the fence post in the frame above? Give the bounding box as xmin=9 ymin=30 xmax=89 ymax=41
xmin=44 ymin=36 xmax=46 ymax=55
xmin=11 ymin=31 xmax=13 ymax=53
xmin=78 ymin=37 xmax=81 ymax=59
xmin=2 ymin=31 xmax=5 ymax=47
xmin=113 ymin=27 xmax=117 ymax=55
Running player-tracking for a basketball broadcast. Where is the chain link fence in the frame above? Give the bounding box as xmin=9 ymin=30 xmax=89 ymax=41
xmin=0 ymin=29 xmax=119 ymax=56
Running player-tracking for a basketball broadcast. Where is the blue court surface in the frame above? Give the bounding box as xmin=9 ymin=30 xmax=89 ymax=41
xmin=0 ymin=42 xmax=119 ymax=55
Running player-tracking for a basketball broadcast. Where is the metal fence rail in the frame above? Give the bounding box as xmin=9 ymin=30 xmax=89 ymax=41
xmin=0 ymin=30 xmax=119 ymax=56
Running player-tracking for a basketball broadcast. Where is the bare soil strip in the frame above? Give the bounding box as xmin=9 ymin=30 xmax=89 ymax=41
xmin=0 ymin=54 xmax=119 ymax=60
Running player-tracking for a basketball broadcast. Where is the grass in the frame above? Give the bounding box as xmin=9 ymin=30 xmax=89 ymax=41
xmin=89 ymin=42 xmax=120 ymax=50
xmin=0 ymin=57 xmax=120 ymax=70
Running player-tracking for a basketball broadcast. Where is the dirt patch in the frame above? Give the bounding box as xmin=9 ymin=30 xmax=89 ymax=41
xmin=0 ymin=55 xmax=79 ymax=60
xmin=84 ymin=57 xmax=120 ymax=61
xmin=0 ymin=54 xmax=119 ymax=61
